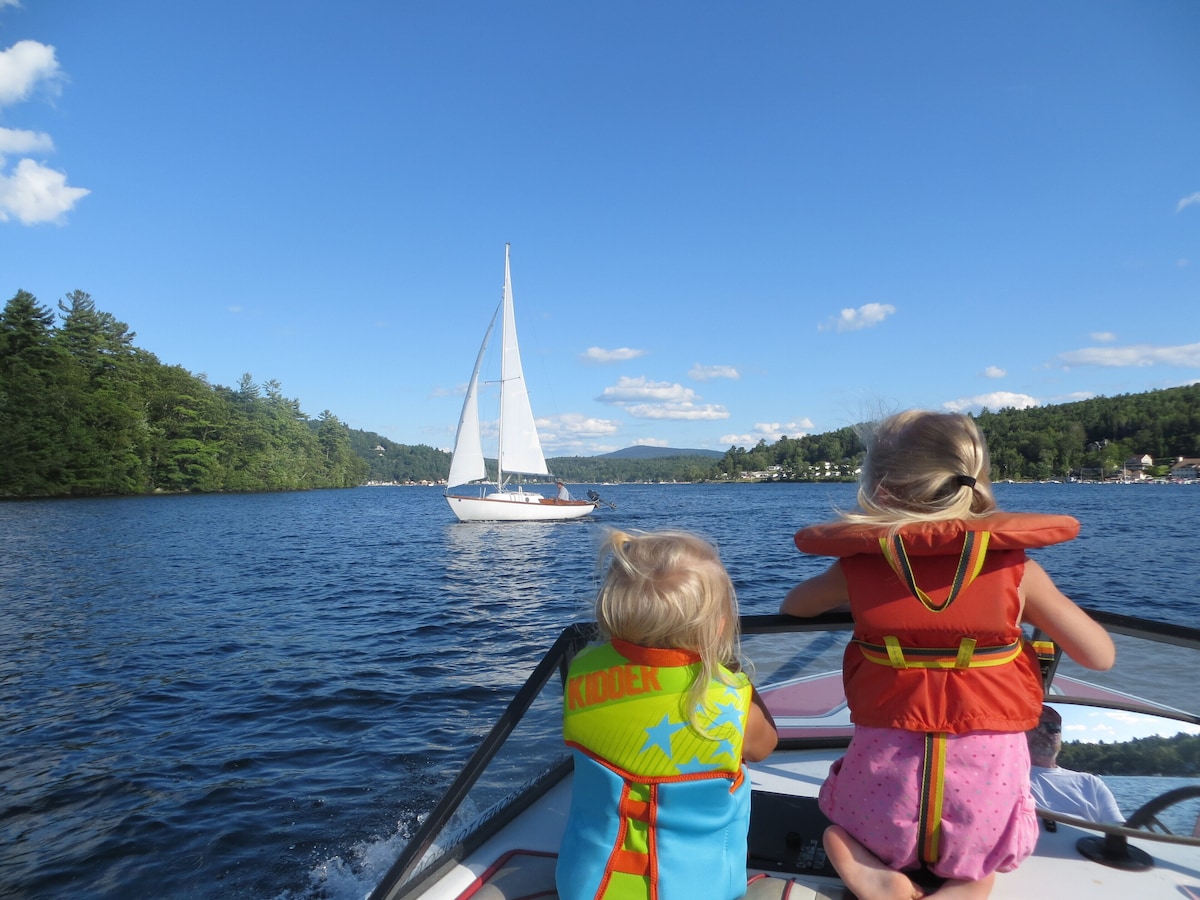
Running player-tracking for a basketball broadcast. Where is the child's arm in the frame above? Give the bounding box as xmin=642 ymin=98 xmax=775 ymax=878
xmin=1020 ymin=560 xmax=1116 ymax=670
xmin=743 ymin=685 xmax=779 ymax=762
xmin=780 ymin=562 xmax=848 ymax=617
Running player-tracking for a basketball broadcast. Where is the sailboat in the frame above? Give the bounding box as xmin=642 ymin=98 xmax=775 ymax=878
xmin=444 ymin=245 xmax=598 ymax=522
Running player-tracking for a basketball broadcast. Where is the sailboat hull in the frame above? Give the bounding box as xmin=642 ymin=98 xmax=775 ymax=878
xmin=445 ymin=491 xmax=597 ymax=522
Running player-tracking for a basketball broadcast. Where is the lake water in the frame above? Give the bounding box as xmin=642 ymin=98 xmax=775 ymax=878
xmin=0 ymin=482 xmax=1196 ymax=898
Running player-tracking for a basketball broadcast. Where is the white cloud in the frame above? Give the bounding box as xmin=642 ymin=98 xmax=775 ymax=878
xmin=633 ymin=438 xmax=670 ymax=447
xmin=0 ymin=126 xmax=53 ymax=156
xmin=1177 ymin=192 xmax=1200 ymax=213
xmin=626 ymin=402 xmax=728 ymax=421
xmin=0 ymin=40 xmax=87 ymax=224
xmin=536 ymin=413 xmax=624 ymax=455
xmin=1059 ymin=342 xmax=1200 ymax=368
xmin=983 ymin=366 xmax=1006 ymax=379
xmin=942 ymin=392 xmax=1040 ymax=413
xmin=597 ymin=376 xmax=695 ymax=404
xmin=596 ymin=375 xmax=728 ymax=420
xmin=1089 ymin=331 xmax=1117 ymax=342
xmin=0 ymin=40 xmax=61 ymax=107
xmin=689 ymin=363 xmax=739 ymax=381
xmin=581 ymin=346 xmax=646 ymax=363
xmin=721 ymin=419 xmax=815 ymax=445
xmin=535 ymin=413 xmax=621 ymax=437
xmin=0 ymin=158 xmax=90 ymax=224
xmin=819 ymin=302 xmax=897 ymax=333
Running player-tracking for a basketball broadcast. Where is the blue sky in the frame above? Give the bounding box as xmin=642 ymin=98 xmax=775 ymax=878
xmin=3 ymin=2 xmax=1198 ymax=456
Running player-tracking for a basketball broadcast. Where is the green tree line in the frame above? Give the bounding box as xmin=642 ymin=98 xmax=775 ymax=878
xmin=533 ymin=386 xmax=1200 ymax=485
xmin=546 ymin=454 xmax=721 ymax=485
xmin=700 ymin=387 xmax=1200 ymax=485
xmin=1059 ymin=731 xmax=1200 ymax=778
xmin=0 ymin=289 xmax=367 ymax=497
xmin=351 ymin=430 xmax=451 ymax=484
xmin=6 ymin=288 xmax=1198 ymax=494
xmin=357 ymin=377 xmax=1200 ymax=486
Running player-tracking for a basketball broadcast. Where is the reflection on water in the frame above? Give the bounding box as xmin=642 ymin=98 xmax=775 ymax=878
xmin=442 ymin=518 xmax=600 ymax=684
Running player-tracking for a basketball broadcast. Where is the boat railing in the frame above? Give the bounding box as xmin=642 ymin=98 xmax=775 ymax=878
xmin=368 ymin=609 xmax=1200 ymax=900
xmin=368 ymin=622 xmax=592 ymax=900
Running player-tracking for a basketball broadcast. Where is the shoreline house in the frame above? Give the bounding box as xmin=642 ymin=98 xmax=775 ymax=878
xmin=1169 ymin=457 xmax=1200 ymax=482
xmin=1122 ymin=454 xmax=1155 ymax=481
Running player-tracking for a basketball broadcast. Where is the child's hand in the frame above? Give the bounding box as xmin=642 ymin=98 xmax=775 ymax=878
xmin=780 ymin=562 xmax=849 ymax=617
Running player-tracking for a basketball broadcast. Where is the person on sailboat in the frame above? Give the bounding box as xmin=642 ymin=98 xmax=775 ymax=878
xmin=781 ymin=410 xmax=1115 ymax=900
xmin=556 ymin=529 xmax=778 ymax=900
xmin=557 ymin=480 xmax=571 ymax=501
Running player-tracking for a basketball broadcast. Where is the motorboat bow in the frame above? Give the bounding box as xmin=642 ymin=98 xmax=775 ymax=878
xmin=369 ymin=609 xmax=1200 ymax=899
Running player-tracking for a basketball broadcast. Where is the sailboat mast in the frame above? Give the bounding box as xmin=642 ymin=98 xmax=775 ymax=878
xmin=496 ymin=243 xmax=512 ymax=490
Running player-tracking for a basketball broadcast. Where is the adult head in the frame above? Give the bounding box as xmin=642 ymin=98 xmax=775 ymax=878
xmin=1026 ymin=705 xmax=1063 ymax=768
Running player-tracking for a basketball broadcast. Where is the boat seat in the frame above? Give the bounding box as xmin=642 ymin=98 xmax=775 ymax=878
xmin=745 ymin=872 xmax=846 ymax=898
xmin=466 ymin=850 xmax=558 ymax=899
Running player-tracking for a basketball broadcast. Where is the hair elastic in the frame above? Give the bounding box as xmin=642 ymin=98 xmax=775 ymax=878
xmin=955 ymin=474 xmax=977 ymax=488
xmin=609 ymin=529 xmax=634 ymax=551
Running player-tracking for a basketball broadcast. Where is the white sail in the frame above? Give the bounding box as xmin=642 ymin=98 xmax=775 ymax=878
xmin=445 ymin=305 xmax=498 ymax=489
xmin=497 ymin=244 xmax=550 ymax=478
xmin=443 ymin=244 xmax=596 ymax=522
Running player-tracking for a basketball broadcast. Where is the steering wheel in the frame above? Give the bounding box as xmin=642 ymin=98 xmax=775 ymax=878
xmin=1123 ymin=785 xmax=1200 ymax=835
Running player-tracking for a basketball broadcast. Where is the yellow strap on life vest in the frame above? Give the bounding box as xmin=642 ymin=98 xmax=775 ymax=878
xmin=879 ymin=530 xmax=991 ymax=612
xmin=1032 ymin=639 xmax=1056 ymax=662
xmin=862 ymin=636 xmax=1024 ymax=669
xmin=918 ymin=732 xmax=948 ymax=866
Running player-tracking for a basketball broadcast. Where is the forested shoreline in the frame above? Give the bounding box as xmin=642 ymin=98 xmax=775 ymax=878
xmin=1060 ymin=732 xmax=1200 ymax=778
xmin=357 ymin=384 xmax=1200 ymax=486
xmin=4 ymin=289 xmax=1198 ymax=496
xmin=0 ymin=290 xmax=366 ymax=497
xmin=697 ymin=384 xmax=1200 ymax=485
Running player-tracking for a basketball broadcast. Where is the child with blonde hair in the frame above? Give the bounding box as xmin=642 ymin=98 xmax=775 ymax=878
xmin=557 ymin=529 xmax=778 ymax=900
xmin=781 ymin=411 xmax=1114 ymax=899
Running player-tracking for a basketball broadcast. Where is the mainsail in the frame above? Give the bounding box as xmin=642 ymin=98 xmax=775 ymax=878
xmin=496 ymin=245 xmax=550 ymax=480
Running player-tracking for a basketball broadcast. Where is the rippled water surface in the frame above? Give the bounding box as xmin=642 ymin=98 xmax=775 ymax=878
xmin=0 ymin=483 xmax=1195 ymax=898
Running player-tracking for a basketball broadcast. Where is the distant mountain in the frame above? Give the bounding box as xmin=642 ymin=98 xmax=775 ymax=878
xmin=595 ymin=446 xmax=725 ymax=460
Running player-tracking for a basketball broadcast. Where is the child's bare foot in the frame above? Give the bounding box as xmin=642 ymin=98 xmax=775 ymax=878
xmin=823 ymin=826 xmax=925 ymax=900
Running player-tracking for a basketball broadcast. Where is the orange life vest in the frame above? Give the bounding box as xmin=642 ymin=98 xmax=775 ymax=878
xmin=794 ymin=512 xmax=1079 ymax=734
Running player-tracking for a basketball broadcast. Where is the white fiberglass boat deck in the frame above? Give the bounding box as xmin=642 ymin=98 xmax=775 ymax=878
xmin=369 ymin=611 xmax=1200 ymax=899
